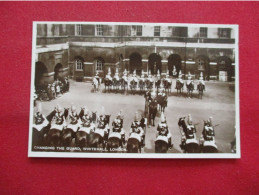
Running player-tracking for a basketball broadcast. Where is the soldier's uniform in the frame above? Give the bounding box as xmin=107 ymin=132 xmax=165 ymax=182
xmin=129 ymin=112 xmax=145 ymax=146
xmin=164 ymin=73 xmax=172 ymax=84
xmin=67 ymin=105 xmax=81 ymax=133
xmin=156 ymin=113 xmax=172 ymax=147
xmin=50 ymin=105 xmax=66 ymax=131
xmin=33 ymin=104 xmax=49 ymax=132
xmin=186 ymin=72 xmax=193 ymax=86
xmin=79 ymin=111 xmax=95 ymax=134
xmin=109 ymin=113 xmax=125 ymax=144
xmin=198 ymin=72 xmax=206 ymax=90
xmin=202 ymin=117 xmax=215 ymax=141
xmin=131 ymin=71 xmax=138 ymax=83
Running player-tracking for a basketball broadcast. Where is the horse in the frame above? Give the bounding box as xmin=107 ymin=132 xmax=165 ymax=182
xmin=186 ymin=81 xmax=194 ymax=98
xmin=163 ymin=80 xmax=172 ymax=94
xmin=75 ymin=125 xmax=94 ymax=148
xmin=197 ymin=83 xmax=205 ymax=99
xmin=112 ymin=78 xmax=121 ymax=93
xmin=47 ymin=128 xmax=62 ymax=147
xmin=92 ymin=77 xmax=100 ymax=93
xmin=155 ymin=139 xmax=168 ymax=153
xmin=155 ymin=79 xmax=162 ymax=92
xmin=32 ymin=125 xmax=49 ymax=149
xmin=127 ymin=135 xmax=142 ymax=153
xmin=88 ymin=131 xmax=106 ymax=150
xmin=120 ymin=78 xmax=128 ymax=92
xmin=138 ymin=79 xmax=145 ymax=94
xmin=130 ymin=80 xmax=138 ymax=94
xmin=148 ymin=100 xmax=158 ymax=127
xmin=176 ymin=80 xmax=184 ymax=96
xmin=104 ymin=78 xmax=112 ymax=92
xmin=107 ymin=135 xmax=123 ymax=152
xmin=157 ymin=94 xmax=167 ymax=113
xmin=178 ymin=117 xmax=200 ymax=153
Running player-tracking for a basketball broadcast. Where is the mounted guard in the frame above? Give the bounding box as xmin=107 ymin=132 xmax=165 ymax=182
xmin=175 ymin=70 xmax=184 ymax=95
xmin=155 ymin=112 xmax=172 ymax=153
xmin=186 ymin=72 xmax=194 ymax=98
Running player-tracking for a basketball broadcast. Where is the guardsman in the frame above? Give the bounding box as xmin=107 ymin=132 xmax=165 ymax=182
xmin=186 ymin=72 xmax=193 ymax=86
xmin=172 ymin=66 xmax=177 ymax=78
xmin=95 ymin=72 xmax=100 ymax=84
xmin=198 ymin=72 xmax=206 ymax=90
xmin=164 ymin=70 xmax=172 ymax=83
xmin=157 ymin=69 xmax=161 ymax=80
xmin=33 ymin=103 xmax=49 ymax=130
xmin=122 ymin=69 xmax=128 ymax=82
xmin=105 ymin=68 xmax=112 ymax=81
xmin=202 ymin=116 xmax=215 ymax=141
xmin=131 ymin=70 xmax=138 ymax=83
xmin=109 ymin=111 xmax=125 ymax=144
xmin=175 ymin=70 xmax=184 ymax=89
xmin=147 ymin=70 xmax=153 ymax=83
xmin=185 ymin=114 xmax=196 ymax=139
xmin=156 ymin=112 xmax=172 ymax=147
xmin=129 ymin=112 xmax=145 ymax=146
xmin=79 ymin=108 xmax=95 ymax=134
xmin=140 ymin=70 xmax=145 ymax=82
xmin=114 ymin=68 xmax=120 ymax=81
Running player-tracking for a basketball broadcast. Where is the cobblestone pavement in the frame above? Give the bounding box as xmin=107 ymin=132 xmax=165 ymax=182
xmin=34 ymin=79 xmax=236 ymax=153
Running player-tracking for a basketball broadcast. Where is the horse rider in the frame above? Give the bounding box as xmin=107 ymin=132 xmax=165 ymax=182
xmin=95 ymin=108 xmax=109 ymax=142
xmin=175 ymin=71 xmax=184 ymax=89
xmin=147 ymin=70 xmax=154 ymax=83
xmin=156 ymin=112 xmax=172 ymax=148
xmin=198 ymin=72 xmax=206 ymax=90
xmin=50 ymin=105 xmax=67 ymax=131
xmin=114 ymin=68 xmax=120 ymax=81
xmin=33 ymin=103 xmax=49 ymax=131
xmin=140 ymin=71 xmax=146 ymax=82
xmin=122 ymin=69 xmax=128 ymax=82
xmin=80 ymin=108 xmax=95 ymax=134
xmin=186 ymin=72 xmax=194 ymax=86
xmin=109 ymin=112 xmax=126 ymax=145
xmin=129 ymin=112 xmax=145 ymax=146
xmin=202 ymin=117 xmax=215 ymax=141
xmin=172 ymin=66 xmax=177 ymax=78
xmin=94 ymin=72 xmax=100 ymax=84
xmin=66 ymin=105 xmax=81 ymax=134
xmin=105 ymin=70 xmax=113 ymax=82
xmin=131 ymin=70 xmax=138 ymax=83
xmin=164 ymin=71 xmax=172 ymax=84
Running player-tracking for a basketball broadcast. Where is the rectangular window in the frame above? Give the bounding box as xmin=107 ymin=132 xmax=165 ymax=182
xmin=172 ymin=27 xmax=180 ymax=37
xmin=96 ymin=60 xmax=103 ymax=71
xmin=200 ymin=27 xmax=207 ymax=38
xmin=172 ymin=27 xmax=187 ymax=37
xmin=75 ymin=59 xmax=83 ymax=71
xmin=154 ymin=26 xmax=160 ymax=36
xmin=75 ymin=24 xmax=82 ymax=36
xmin=96 ymin=25 xmax=103 ymax=36
xmin=136 ymin=25 xmax=142 ymax=36
xmin=218 ymin=28 xmax=231 ymax=38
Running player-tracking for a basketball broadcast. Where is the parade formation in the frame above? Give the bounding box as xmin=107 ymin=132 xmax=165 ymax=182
xmin=32 ymin=66 xmax=225 ymax=154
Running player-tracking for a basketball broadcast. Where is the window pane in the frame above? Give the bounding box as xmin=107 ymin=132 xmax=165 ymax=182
xmin=154 ymin=26 xmax=160 ymax=36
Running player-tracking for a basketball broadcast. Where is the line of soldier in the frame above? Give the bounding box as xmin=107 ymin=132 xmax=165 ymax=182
xmin=33 ymin=102 xmax=216 ymax=152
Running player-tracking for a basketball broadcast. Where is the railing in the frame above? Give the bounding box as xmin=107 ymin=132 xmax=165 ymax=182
xmin=36 ymin=35 xmax=235 ymax=46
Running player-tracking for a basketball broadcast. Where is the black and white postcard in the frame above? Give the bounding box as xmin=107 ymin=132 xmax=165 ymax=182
xmin=28 ymin=22 xmax=240 ymax=158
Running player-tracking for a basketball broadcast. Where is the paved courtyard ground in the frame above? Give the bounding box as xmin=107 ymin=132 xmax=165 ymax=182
xmin=35 ymin=79 xmax=236 ymax=153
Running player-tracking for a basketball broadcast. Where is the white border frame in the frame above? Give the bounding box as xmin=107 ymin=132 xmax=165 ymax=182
xmin=28 ymin=22 xmax=240 ymax=159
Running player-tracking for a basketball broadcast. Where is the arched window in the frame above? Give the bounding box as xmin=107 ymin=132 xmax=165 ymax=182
xmin=75 ymin=59 xmax=83 ymax=71
xmin=96 ymin=59 xmax=104 ymax=71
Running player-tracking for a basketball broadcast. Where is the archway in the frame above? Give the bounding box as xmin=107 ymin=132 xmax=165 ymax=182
xmin=168 ymin=54 xmax=182 ymax=76
xmin=35 ymin=61 xmax=48 ymax=89
xmin=148 ymin=53 xmax=162 ymax=75
xmin=54 ymin=63 xmax=63 ymax=81
xmin=129 ymin=52 xmax=142 ymax=75
xmin=195 ymin=55 xmax=210 ymax=80
xmin=217 ymin=56 xmax=233 ymax=81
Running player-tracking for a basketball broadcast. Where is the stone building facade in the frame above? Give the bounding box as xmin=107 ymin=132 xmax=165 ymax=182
xmin=35 ymin=23 xmax=236 ymax=87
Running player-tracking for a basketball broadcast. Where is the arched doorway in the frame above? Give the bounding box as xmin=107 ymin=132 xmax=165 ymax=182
xmin=35 ymin=61 xmax=48 ymax=89
xmin=129 ymin=53 xmax=142 ymax=75
xmin=195 ymin=55 xmax=210 ymax=80
xmin=54 ymin=63 xmax=63 ymax=81
xmin=217 ymin=56 xmax=233 ymax=81
xmin=148 ymin=53 xmax=162 ymax=75
xmin=168 ymin=54 xmax=182 ymax=76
